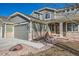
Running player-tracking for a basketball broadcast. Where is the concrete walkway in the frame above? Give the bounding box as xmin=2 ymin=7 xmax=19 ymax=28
xmin=0 ymin=38 xmax=45 ymax=50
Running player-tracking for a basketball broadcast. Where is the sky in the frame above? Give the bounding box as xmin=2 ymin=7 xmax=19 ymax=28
xmin=0 ymin=3 xmax=75 ymax=16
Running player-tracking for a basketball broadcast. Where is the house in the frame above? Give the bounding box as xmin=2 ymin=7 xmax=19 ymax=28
xmin=1 ymin=5 xmax=79 ymax=41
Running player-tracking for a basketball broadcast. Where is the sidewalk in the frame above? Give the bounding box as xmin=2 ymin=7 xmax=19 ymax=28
xmin=0 ymin=38 xmax=45 ymax=50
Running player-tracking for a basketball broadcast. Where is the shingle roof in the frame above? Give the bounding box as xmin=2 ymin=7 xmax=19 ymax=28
xmin=1 ymin=11 xmax=79 ymax=24
xmin=0 ymin=16 xmax=9 ymax=22
xmin=15 ymin=12 xmax=41 ymax=20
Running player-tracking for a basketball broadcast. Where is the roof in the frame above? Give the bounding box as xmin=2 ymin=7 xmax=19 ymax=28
xmin=8 ymin=12 xmax=41 ymax=21
xmin=36 ymin=6 xmax=79 ymax=13
xmin=34 ymin=12 xmax=42 ymax=15
xmin=1 ymin=7 xmax=79 ymax=24
xmin=0 ymin=16 xmax=9 ymax=22
xmin=38 ymin=7 xmax=56 ymax=12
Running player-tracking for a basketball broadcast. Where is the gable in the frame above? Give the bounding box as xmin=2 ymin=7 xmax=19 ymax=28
xmin=9 ymin=15 xmax=30 ymax=24
xmin=38 ymin=8 xmax=55 ymax=14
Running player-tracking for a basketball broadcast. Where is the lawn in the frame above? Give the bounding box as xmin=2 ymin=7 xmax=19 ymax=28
xmin=28 ymin=41 xmax=79 ymax=56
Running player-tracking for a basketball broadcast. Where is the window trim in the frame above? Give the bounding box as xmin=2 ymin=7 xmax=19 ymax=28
xmin=44 ymin=12 xmax=51 ymax=20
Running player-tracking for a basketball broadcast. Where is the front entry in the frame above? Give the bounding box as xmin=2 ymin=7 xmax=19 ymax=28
xmin=55 ymin=23 xmax=60 ymax=34
xmin=48 ymin=22 xmax=65 ymax=37
xmin=48 ymin=23 xmax=60 ymax=34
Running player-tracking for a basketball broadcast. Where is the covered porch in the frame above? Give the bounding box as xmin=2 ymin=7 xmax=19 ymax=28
xmin=47 ymin=18 xmax=79 ymax=41
xmin=47 ymin=22 xmax=65 ymax=37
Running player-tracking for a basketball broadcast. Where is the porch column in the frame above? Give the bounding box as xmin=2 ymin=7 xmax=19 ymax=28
xmin=59 ymin=22 xmax=63 ymax=37
xmin=41 ymin=24 xmax=44 ymax=37
xmin=4 ymin=23 xmax=6 ymax=38
xmin=12 ymin=25 xmax=14 ymax=39
xmin=29 ymin=21 xmax=32 ymax=41
xmin=46 ymin=24 xmax=51 ymax=35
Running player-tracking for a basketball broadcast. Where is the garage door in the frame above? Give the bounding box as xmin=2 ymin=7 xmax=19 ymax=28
xmin=14 ymin=24 xmax=29 ymax=40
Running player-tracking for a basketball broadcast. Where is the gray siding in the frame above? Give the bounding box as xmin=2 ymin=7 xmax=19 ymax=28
xmin=10 ymin=16 xmax=28 ymax=23
xmin=9 ymin=15 xmax=30 ymax=40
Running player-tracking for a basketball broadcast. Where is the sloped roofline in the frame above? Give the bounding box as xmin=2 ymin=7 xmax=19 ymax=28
xmin=35 ymin=6 xmax=79 ymax=13
xmin=34 ymin=7 xmax=67 ymax=13
xmin=37 ymin=7 xmax=57 ymax=12
xmin=8 ymin=12 xmax=31 ymax=21
xmin=0 ymin=17 xmax=5 ymax=23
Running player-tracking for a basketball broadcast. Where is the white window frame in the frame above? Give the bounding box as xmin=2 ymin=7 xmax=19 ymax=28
xmin=44 ymin=12 xmax=51 ymax=20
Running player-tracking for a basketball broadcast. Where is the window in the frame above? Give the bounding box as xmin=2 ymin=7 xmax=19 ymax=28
xmin=62 ymin=10 xmax=65 ymax=12
xmin=67 ymin=23 xmax=78 ymax=31
xmin=67 ymin=23 xmax=72 ymax=31
xmin=73 ymin=24 xmax=78 ymax=31
xmin=71 ymin=8 xmax=74 ymax=10
xmin=67 ymin=9 xmax=69 ymax=12
xmin=45 ymin=13 xmax=50 ymax=19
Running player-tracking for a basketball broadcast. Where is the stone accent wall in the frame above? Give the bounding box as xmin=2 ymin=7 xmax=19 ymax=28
xmin=6 ymin=32 xmax=14 ymax=38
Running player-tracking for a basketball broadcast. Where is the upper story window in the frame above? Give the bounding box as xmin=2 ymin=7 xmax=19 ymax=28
xmin=62 ymin=10 xmax=65 ymax=12
xmin=67 ymin=9 xmax=69 ymax=12
xmin=45 ymin=13 xmax=50 ymax=19
xmin=71 ymin=8 xmax=74 ymax=10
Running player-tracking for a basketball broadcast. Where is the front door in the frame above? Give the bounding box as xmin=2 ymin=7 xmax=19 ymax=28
xmin=55 ymin=23 xmax=60 ymax=34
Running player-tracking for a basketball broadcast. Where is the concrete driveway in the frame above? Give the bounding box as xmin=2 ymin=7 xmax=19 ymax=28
xmin=0 ymin=38 xmax=45 ymax=50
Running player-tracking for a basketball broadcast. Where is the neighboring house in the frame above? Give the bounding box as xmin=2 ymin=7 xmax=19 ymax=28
xmin=1 ymin=6 xmax=79 ymax=41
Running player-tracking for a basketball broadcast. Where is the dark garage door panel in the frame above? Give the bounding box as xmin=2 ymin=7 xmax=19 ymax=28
xmin=14 ymin=24 xmax=29 ymax=40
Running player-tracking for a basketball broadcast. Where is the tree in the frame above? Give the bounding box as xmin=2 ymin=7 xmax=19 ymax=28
xmin=63 ymin=3 xmax=79 ymax=23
